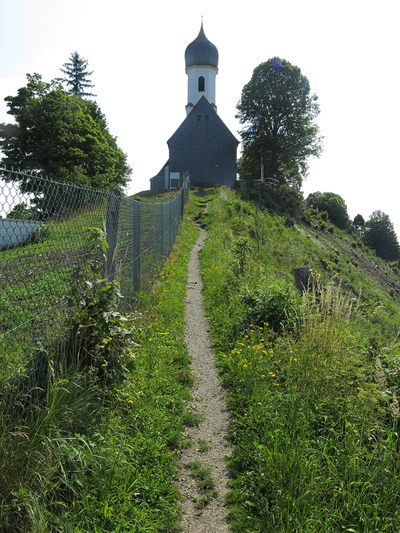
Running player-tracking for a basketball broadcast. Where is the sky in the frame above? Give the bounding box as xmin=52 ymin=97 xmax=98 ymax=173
xmin=1 ymin=0 xmax=399 ymax=238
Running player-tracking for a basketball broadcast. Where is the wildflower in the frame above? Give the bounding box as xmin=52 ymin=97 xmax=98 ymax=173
xmin=128 ymin=400 xmax=134 ymax=404
xmin=391 ymin=392 xmax=400 ymax=423
xmin=243 ymin=364 xmax=248 ymax=368
xmin=258 ymin=402 xmax=262 ymax=406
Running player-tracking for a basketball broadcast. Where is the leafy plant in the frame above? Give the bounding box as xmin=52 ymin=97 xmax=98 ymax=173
xmin=233 ymin=235 xmax=253 ymax=275
xmin=239 ymin=282 xmax=300 ymax=333
xmin=66 ymin=228 xmax=137 ymax=384
xmin=185 ymin=460 xmax=218 ymax=510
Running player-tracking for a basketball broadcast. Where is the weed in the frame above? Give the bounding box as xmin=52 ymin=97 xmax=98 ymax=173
xmin=198 ymin=438 xmax=211 ymax=452
xmin=182 ymin=412 xmax=202 ymax=427
xmin=185 ymin=460 xmax=218 ymax=510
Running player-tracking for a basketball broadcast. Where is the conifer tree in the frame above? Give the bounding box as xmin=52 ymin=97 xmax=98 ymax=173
xmin=60 ymin=52 xmax=96 ymax=98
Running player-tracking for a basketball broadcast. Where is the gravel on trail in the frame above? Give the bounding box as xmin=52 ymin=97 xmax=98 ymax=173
xmin=177 ymin=226 xmax=232 ymax=533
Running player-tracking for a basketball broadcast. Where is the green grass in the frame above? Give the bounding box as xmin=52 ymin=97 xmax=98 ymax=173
xmin=185 ymin=460 xmax=218 ymax=511
xmin=0 ymin=197 xmax=200 ymax=531
xmin=4 ymin=185 xmax=400 ymax=531
xmin=0 ymin=206 xmax=106 ymax=350
xmin=199 ymin=188 xmax=400 ymax=532
xmin=198 ymin=438 xmax=211 ymax=452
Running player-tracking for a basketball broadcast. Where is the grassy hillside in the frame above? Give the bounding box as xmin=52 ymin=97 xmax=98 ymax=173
xmin=2 ymin=186 xmax=400 ymax=531
xmin=199 ymin=187 xmax=400 ymax=532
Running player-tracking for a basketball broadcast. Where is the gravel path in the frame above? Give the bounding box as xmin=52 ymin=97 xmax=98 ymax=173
xmin=178 ymin=226 xmax=232 ymax=532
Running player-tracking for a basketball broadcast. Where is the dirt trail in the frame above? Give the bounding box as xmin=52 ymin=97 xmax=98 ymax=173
xmin=177 ymin=226 xmax=231 ymax=532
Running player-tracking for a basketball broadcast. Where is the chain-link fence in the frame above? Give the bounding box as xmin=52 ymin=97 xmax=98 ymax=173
xmin=0 ymin=168 xmax=190 ymax=435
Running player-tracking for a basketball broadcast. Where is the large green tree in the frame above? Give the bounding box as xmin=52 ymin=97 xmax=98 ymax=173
xmin=363 ymin=210 xmax=400 ymax=261
xmin=60 ymin=51 xmax=95 ymax=98
xmin=236 ymin=57 xmax=323 ymax=188
xmin=0 ymin=73 xmax=130 ymax=186
xmin=0 ymin=74 xmax=130 ymax=217
xmin=306 ymin=191 xmax=351 ymax=230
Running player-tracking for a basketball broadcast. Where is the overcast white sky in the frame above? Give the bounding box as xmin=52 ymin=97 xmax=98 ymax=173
xmin=1 ymin=0 xmax=399 ymax=238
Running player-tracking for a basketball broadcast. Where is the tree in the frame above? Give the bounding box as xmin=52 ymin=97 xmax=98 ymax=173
xmin=305 ymin=191 xmax=351 ymax=230
xmin=236 ymin=57 xmax=323 ymax=189
xmin=6 ymin=202 xmax=32 ymax=220
xmin=363 ymin=210 xmax=400 ymax=261
xmin=60 ymin=52 xmax=96 ymax=98
xmin=0 ymin=74 xmax=130 ymax=216
xmin=353 ymin=214 xmax=365 ymax=230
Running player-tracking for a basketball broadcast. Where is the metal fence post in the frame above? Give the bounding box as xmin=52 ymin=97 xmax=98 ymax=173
xmin=181 ymin=184 xmax=185 ymax=218
xmin=105 ymin=188 xmax=122 ymax=281
xmin=132 ymin=200 xmax=142 ymax=292
xmin=161 ymin=200 xmax=164 ymax=257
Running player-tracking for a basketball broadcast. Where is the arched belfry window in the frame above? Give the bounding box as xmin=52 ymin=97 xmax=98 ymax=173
xmin=198 ymin=76 xmax=205 ymax=92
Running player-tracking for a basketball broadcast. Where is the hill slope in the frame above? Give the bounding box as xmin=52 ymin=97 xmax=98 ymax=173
xmin=198 ymin=187 xmax=400 ymax=532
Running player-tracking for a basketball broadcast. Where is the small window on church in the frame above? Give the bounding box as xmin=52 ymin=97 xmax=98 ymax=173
xmin=197 ymin=115 xmax=201 ymax=121
xmin=198 ymin=76 xmax=205 ymax=92
xmin=206 ymin=115 xmax=209 ymax=121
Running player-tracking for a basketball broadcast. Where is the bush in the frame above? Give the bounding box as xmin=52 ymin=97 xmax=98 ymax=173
xmin=239 ymin=282 xmax=300 ymax=333
xmin=306 ymin=191 xmax=351 ymax=230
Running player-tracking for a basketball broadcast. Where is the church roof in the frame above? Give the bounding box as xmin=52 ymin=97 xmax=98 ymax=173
xmin=167 ymin=96 xmax=238 ymax=147
xmin=185 ymin=22 xmax=219 ymax=69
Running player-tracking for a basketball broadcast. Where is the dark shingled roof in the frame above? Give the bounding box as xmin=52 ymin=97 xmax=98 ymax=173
xmin=167 ymin=96 xmax=238 ymax=188
xmin=185 ymin=22 xmax=218 ymax=69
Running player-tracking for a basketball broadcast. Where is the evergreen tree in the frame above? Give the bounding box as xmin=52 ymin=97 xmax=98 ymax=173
xmin=353 ymin=214 xmax=365 ymax=230
xmin=60 ymin=52 xmax=96 ymax=98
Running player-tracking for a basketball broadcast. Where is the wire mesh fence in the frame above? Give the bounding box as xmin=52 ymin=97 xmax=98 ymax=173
xmin=0 ymin=168 xmax=190 ymax=435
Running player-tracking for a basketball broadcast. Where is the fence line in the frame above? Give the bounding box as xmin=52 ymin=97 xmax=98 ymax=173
xmin=0 ymin=168 xmax=190 ymax=434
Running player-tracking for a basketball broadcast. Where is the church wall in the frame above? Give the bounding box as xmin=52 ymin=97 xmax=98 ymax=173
xmin=168 ymin=106 xmax=237 ymax=188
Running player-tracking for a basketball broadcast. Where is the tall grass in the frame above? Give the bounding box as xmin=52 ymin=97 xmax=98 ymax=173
xmin=200 ymin=188 xmax=400 ymax=532
xmin=0 ymin=198 xmax=200 ymax=531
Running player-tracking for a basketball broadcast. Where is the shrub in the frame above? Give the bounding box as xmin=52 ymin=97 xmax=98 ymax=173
xmin=239 ymin=282 xmax=300 ymax=333
xmin=306 ymin=191 xmax=351 ymax=229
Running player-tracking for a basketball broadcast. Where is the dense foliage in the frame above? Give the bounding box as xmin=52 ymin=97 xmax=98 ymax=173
xmin=0 ymin=74 xmax=130 ymax=216
xmin=60 ymin=51 xmax=96 ymax=98
xmin=306 ymin=191 xmax=351 ymax=229
xmin=363 ymin=210 xmax=400 ymax=260
xmin=353 ymin=213 xmax=365 ymax=230
xmin=236 ymin=57 xmax=323 ymax=188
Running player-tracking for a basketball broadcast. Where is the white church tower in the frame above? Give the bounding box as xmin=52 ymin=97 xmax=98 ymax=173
xmin=184 ymin=21 xmax=218 ymax=116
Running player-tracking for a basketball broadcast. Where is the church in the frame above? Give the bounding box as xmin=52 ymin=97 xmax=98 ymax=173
xmin=150 ymin=22 xmax=239 ymax=191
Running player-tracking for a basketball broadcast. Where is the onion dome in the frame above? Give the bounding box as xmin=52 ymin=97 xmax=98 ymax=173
xmin=185 ymin=22 xmax=219 ymax=69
